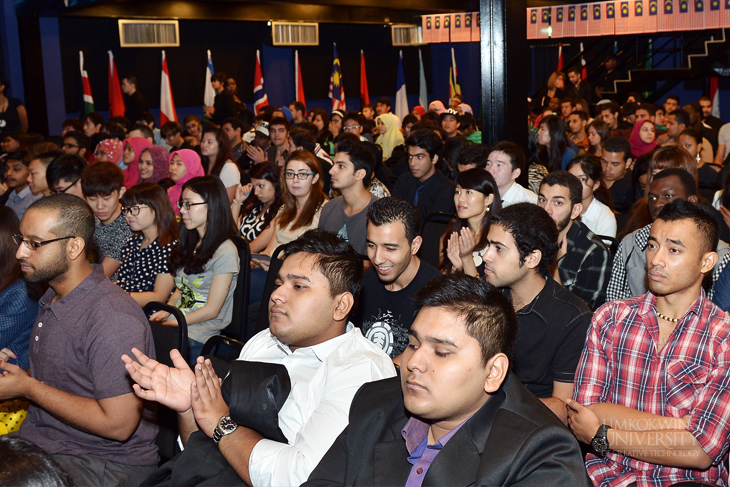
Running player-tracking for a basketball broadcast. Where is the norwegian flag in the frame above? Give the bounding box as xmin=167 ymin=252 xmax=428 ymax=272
xmin=328 ymin=43 xmax=346 ymax=112
xmin=253 ymin=50 xmax=269 ymax=115
xmin=107 ymin=50 xmax=125 ymax=118
xmin=159 ymin=50 xmax=177 ymax=125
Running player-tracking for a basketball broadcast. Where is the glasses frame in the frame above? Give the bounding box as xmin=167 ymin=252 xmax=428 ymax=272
xmin=51 ymin=177 xmax=80 ymax=194
xmin=177 ymin=201 xmax=208 ymax=211
xmin=121 ymin=205 xmax=150 ymax=216
xmin=13 ymin=234 xmax=75 ymax=251
xmin=284 ymin=172 xmax=316 ymax=180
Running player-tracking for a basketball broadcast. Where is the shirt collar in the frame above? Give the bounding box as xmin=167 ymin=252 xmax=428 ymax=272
xmin=638 ymin=289 xmax=705 ymax=322
xmin=401 ymin=415 xmax=469 ymax=455
xmin=39 ymin=266 xmax=107 ymax=320
xmin=635 ymin=222 xmax=652 ymax=251
xmin=265 ymin=322 xmax=357 ymax=362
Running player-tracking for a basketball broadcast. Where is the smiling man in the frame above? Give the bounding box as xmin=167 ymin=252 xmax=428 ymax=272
xmin=304 ymin=274 xmax=588 ymax=486
xmin=354 ymin=197 xmax=440 ymax=359
xmin=569 ymin=199 xmax=730 ymax=486
xmin=123 ymin=229 xmax=395 ymax=487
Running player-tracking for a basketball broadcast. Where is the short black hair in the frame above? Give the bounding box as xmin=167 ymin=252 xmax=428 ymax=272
xmin=27 ymin=193 xmax=95 ymax=257
xmin=282 ymin=228 xmax=364 ymax=299
xmin=290 ymin=101 xmax=306 ymax=115
xmin=457 ymin=144 xmax=490 ymax=169
xmin=652 ymin=168 xmax=697 ymax=197
xmin=636 ymin=103 xmax=657 ymax=117
xmin=569 ymin=110 xmax=588 ymax=122
xmin=669 ymin=109 xmax=691 ymax=128
xmin=667 ymin=94 xmax=680 ymax=104
xmin=269 ymin=116 xmax=291 ymax=132
xmin=599 ymin=102 xmax=621 ymax=116
xmin=376 ymin=97 xmax=392 ymax=108
xmin=85 ymin=112 xmax=105 ymax=127
xmin=122 ymin=75 xmax=138 ymax=86
xmin=367 ymin=197 xmax=421 ymax=244
xmin=289 ymin=128 xmax=316 ymax=152
xmin=603 ymin=137 xmax=631 ymax=159
xmin=334 ymin=137 xmax=375 ymax=186
xmin=655 ymin=199 xmax=718 ymax=255
xmin=490 ymin=202 xmax=559 ymax=276
xmin=343 ymin=111 xmax=365 ymax=127
xmin=129 ymin=122 xmax=153 ymax=140
xmin=540 ymin=170 xmax=583 ymax=207
xmin=566 ymin=65 xmax=581 ymax=76
xmin=135 ymin=111 xmax=156 ymax=126
xmin=405 ymin=129 xmax=443 ymax=160
xmin=80 ymin=162 xmax=124 ymax=197
xmin=489 ymin=141 xmax=526 ymax=173
xmin=161 ymin=121 xmax=183 ymax=138
xmin=415 ymin=274 xmax=518 ymax=364
xmin=45 ymin=154 xmax=86 ymax=188
xmin=222 ymin=117 xmax=243 ymax=132
xmin=63 ymin=131 xmax=89 ymax=151
xmin=211 ymin=72 xmax=226 ymax=83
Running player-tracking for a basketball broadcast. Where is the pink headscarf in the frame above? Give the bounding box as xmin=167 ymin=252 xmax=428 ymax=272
xmin=138 ymin=145 xmax=170 ymax=184
xmin=122 ymin=137 xmax=152 ymax=189
xmin=167 ymin=149 xmax=204 ymax=215
xmin=629 ymin=119 xmax=658 ymax=158
xmin=94 ymin=138 xmax=124 ymax=165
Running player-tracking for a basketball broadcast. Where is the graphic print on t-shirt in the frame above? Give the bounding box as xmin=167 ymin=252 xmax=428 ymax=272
xmin=362 ymin=309 xmax=409 ymax=357
xmin=177 ymin=276 xmax=206 ymax=310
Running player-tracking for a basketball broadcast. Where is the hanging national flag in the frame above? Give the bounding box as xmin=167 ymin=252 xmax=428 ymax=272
xmin=580 ymin=42 xmax=588 ymax=80
xmin=575 ymin=5 xmax=590 ymax=36
xmin=552 ymin=7 xmax=565 ymax=38
xmin=204 ymin=50 xmax=216 ymax=108
xmin=527 ymin=9 xmax=539 ymax=39
xmin=295 ymin=50 xmax=305 ymax=105
xmin=159 ymin=50 xmax=177 ymax=125
xmin=422 ymin=15 xmax=433 ymax=43
xmin=604 ymin=2 xmax=617 ymax=34
xmin=588 ymin=3 xmax=603 ymax=36
xmin=253 ymin=50 xmax=269 ymax=115
xmin=449 ymin=47 xmax=462 ymax=100
xmin=329 ymin=43 xmax=346 ymax=112
xmin=418 ymin=48 xmax=428 ymax=108
xmin=722 ymin=0 xmax=730 ymax=28
xmin=395 ymin=50 xmax=408 ymax=121
xmin=538 ymin=7 xmax=551 ymax=38
xmin=557 ymin=44 xmax=564 ymax=71
xmin=565 ymin=5 xmax=577 ymax=37
xmin=469 ymin=12 xmax=480 ymax=42
xmin=360 ymin=50 xmax=369 ymax=109
xmin=79 ymin=51 xmax=95 ymax=115
xmin=107 ymin=50 xmax=125 ymax=118
xmin=711 ymin=75 xmax=721 ymax=118
xmin=658 ymin=0 xmax=675 ymax=31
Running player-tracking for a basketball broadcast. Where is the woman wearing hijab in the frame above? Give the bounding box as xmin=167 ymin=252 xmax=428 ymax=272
xmin=121 ymin=137 xmax=152 ymax=189
xmin=375 ymin=112 xmax=405 ymax=160
xmin=167 ymin=149 xmax=205 ymax=215
xmin=138 ymin=145 xmax=171 ymax=187
xmin=94 ymin=138 xmax=125 ymax=167
xmin=629 ymin=119 xmax=658 ymax=159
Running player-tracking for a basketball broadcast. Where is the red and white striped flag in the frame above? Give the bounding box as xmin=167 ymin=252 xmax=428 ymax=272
xmin=79 ymin=51 xmax=95 ymax=115
xmin=108 ymin=50 xmax=125 ymax=118
xmin=159 ymin=50 xmax=177 ymax=125
xmin=557 ymin=44 xmax=564 ymax=71
xmin=295 ymin=50 xmax=305 ymax=105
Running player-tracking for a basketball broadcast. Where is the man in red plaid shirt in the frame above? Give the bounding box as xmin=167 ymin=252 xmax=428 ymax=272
xmin=567 ymin=199 xmax=730 ymax=487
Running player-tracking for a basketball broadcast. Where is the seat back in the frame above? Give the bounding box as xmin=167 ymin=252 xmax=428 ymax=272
xmin=218 ymin=239 xmax=251 ymax=342
xmin=254 ymin=245 xmax=287 ymax=335
xmin=418 ymin=212 xmax=455 ymax=269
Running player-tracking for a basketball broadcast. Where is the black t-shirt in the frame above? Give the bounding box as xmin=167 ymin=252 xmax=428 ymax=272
xmin=354 ymin=261 xmax=440 ymax=358
xmin=507 ymin=276 xmax=593 ymax=398
xmin=609 ymin=170 xmax=635 ymax=214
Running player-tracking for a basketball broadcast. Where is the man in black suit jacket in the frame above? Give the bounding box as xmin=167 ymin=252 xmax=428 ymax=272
xmin=304 ymin=275 xmax=589 ymax=487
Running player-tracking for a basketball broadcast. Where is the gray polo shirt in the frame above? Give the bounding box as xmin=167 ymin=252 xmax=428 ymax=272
xmin=19 ymin=266 xmax=159 ymax=466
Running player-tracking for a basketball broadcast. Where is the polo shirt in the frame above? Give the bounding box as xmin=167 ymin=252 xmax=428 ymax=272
xmin=393 ymin=170 xmax=455 ymax=222
xmin=507 ymin=276 xmax=593 ymax=398
xmin=501 ymin=182 xmax=538 ymax=207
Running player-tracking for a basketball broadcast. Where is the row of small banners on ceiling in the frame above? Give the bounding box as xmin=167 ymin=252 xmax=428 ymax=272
xmin=421 ymin=13 xmax=481 ymax=43
xmin=528 ymin=0 xmax=730 ymax=39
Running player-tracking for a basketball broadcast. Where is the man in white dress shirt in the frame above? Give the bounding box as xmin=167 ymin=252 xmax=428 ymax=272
xmin=123 ymin=229 xmax=396 ymax=486
xmin=486 ymin=141 xmax=538 ymax=207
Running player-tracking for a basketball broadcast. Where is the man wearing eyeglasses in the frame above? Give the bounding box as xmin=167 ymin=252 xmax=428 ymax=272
xmin=61 ymin=132 xmax=89 ymax=159
xmin=0 ymin=194 xmax=159 ymax=486
xmin=45 ymin=154 xmax=86 ymax=199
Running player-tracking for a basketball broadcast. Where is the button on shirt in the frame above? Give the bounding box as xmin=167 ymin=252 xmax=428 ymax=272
xmin=402 ymin=417 xmax=467 ymax=487
xmin=574 ymin=291 xmax=730 ymax=486
xmin=240 ymin=324 xmax=396 ymax=487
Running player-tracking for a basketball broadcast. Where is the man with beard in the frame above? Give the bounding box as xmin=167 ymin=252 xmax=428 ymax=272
xmin=354 ymin=197 xmax=440 ymax=360
xmin=0 ymin=194 xmax=158 ymax=486
xmin=537 ymin=171 xmax=612 ymax=309
xmin=483 ymin=203 xmax=592 ymax=423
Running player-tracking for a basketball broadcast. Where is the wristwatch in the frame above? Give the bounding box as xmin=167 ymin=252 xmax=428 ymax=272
xmin=212 ymin=415 xmax=238 ymax=445
xmin=591 ymin=424 xmax=612 ymax=456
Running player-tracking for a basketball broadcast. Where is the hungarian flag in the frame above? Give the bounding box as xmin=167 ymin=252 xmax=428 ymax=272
xmin=79 ymin=51 xmax=95 ymax=115
xmin=580 ymin=42 xmax=588 ymax=80
xmin=107 ymin=51 xmax=125 ymax=118
xmin=295 ymin=50 xmax=305 ymax=105
xmin=204 ymin=50 xmax=216 ymax=108
xmin=253 ymin=50 xmax=269 ymax=115
xmin=159 ymin=50 xmax=177 ymax=125
xmin=395 ymin=50 xmax=408 ymax=121
xmin=329 ymin=43 xmax=346 ymax=112
xmin=360 ymin=50 xmax=369 ymax=109
xmin=449 ymin=47 xmax=462 ymax=100
xmin=557 ymin=44 xmax=564 ymax=72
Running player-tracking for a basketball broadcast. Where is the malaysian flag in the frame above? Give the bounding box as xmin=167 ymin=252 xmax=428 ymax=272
xmin=328 ymin=43 xmax=346 ymax=112
xmin=253 ymin=50 xmax=269 ymax=115
xmin=538 ymin=7 xmax=551 ymax=38
xmin=565 ymin=6 xmax=577 ymax=36
xmin=470 ymin=12 xmax=480 ymax=42
xmin=552 ymin=6 xmax=565 ymax=38
xmin=528 ymin=9 xmax=539 ymax=39
xmin=604 ymin=2 xmax=617 ymax=34
xmin=422 ymin=15 xmax=433 ymax=43
xmin=722 ymin=0 xmax=730 ymax=27
xmin=451 ymin=13 xmax=470 ymax=42
xmin=576 ymin=4 xmax=590 ymax=36
xmin=658 ymin=0 xmax=675 ymax=31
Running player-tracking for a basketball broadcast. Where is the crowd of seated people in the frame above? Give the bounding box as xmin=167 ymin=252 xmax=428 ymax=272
xmin=2 ymin=77 xmax=730 ymax=487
